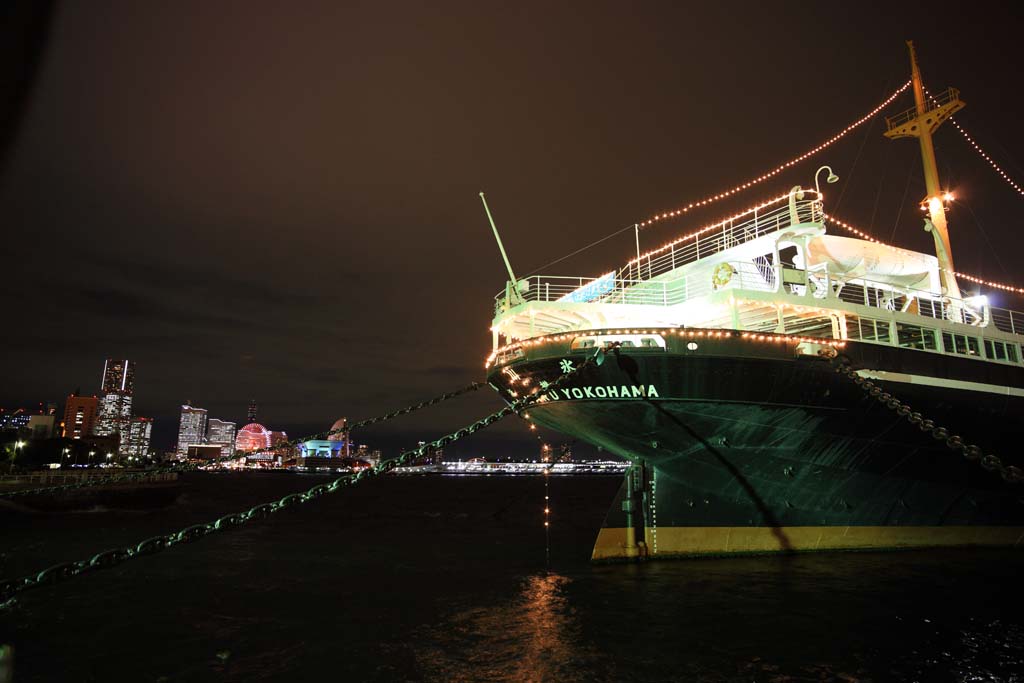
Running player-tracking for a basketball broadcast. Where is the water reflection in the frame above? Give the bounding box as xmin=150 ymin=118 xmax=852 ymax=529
xmin=415 ymin=572 xmax=603 ymax=682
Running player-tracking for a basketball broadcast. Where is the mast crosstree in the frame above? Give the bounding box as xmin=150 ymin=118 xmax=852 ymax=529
xmin=884 ymin=40 xmax=965 ymax=301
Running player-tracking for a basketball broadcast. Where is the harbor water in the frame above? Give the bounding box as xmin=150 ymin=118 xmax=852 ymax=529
xmin=2 ymin=472 xmax=1022 ymax=682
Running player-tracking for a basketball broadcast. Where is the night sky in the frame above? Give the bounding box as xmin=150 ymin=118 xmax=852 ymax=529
xmin=2 ymin=2 xmax=1022 ymax=455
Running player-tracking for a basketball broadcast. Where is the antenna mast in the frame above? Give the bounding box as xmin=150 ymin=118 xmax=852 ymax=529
xmin=884 ymin=41 xmax=965 ymax=300
xmin=479 ymin=192 xmax=523 ymax=305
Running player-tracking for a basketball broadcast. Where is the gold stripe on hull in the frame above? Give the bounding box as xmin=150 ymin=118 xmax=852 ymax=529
xmin=592 ymin=526 xmax=1024 ymax=561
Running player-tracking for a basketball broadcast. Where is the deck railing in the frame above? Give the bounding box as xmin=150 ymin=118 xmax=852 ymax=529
xmin=619 ymin=196 xmax=821 ymax=284
xmin=885 ymin=87 xmax=961 ymax=132
xmin=494 ymin=262 xmax=1024 ymax=338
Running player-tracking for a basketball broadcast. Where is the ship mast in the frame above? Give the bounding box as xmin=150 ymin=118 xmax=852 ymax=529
xmin=884 ymin=41 xmax=965 ymax=300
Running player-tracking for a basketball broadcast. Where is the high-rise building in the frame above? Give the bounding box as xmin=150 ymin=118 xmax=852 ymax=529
xmin=26 ymin=414 xmax=56 ymax=439
xmin=95 ymin=359 xmax=135 ymax=454
xmin=206 ymin=418 xmax=236 ymax=458
xmin=177 ymin=403 xmax=208 ymax=456
xmin=125 ymin=417 xmax=153 ymax=458
xmin=0 ymin=408 xmax=31 ymax=432
xmin=415 ymin=441 xmax=443 ymax=465
xmin=62 ymin=393 xmax=99 ymax=439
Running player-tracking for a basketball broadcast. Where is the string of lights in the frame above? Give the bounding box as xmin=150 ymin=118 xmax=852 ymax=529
xmin=950 ymin=119 xmax=1024 ymax=197
xmin=921 ymin=85 xmax=1024 ymax=200
xmin=629 ymin=192 xmax=797 ymax=265
xmin=636 ymin=81 xmax=911 ymax=230
xmin=488 ymin=327 xmax=847 ymax=367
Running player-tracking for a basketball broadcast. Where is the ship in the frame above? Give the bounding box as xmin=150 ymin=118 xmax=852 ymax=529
xmin=482 ymin=44 xmax=1024 ymax=561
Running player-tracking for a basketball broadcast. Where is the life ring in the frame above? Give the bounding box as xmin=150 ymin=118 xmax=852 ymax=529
xmin=712 ymin=263 xmax=735 ymax=288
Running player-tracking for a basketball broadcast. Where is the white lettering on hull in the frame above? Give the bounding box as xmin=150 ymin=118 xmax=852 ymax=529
xmin=543 ymin=384 xmax=661 ymax=402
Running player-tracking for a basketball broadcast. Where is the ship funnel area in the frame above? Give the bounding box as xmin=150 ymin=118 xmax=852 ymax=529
xmin=884 ymin=41 xmax=965 ymax=305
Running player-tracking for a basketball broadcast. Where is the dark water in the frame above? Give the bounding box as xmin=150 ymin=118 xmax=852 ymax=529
xmin=2 ymin=472 xmax=1023 ymax=682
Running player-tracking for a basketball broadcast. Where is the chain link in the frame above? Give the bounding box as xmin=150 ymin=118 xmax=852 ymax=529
xmin=833 ymin=359 xmax=1024 ymax=484
xmin=1 ymin=382 xmax=486 ymax=500
xmin=0 ymin=354 xmax=600 ymax=609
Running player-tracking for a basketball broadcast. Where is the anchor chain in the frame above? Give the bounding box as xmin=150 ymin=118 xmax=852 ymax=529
xmin=1 ymin=382 xmax=486 ymax=499
xmin=0 ymin=353 xmax=600 ymax=609
xmin=832 ymin=359 xmax=1024 ymax=484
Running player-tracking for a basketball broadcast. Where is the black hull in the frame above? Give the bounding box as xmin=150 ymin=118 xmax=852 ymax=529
xmin=486 ymin=330 xmax=1024 ymax=559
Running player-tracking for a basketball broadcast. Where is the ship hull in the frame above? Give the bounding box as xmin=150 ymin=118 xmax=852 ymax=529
xmin=486 ymin=330 xmax=1024 ymax=560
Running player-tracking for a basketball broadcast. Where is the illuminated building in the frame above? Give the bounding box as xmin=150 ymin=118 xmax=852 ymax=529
xmin=235 ymin=422 xmax=271 ymax=453
xmin=415 ymin=441 xmax=443 ymax=465
xmin=0 ymin=408 xmax=31 ymax=432
xmin=299 ymin=439 xmax=345 ymax=458
xmin=354 ymin=444 xmax=381 ymax=466
xmin=206 ymin=418 xmax=236 ymax=458
xmin=177 ymin=403 xmax=208 ymax=456
xmin=62 ymin=393 xmax=98 ymax=439
xmin=235 ymin=403 xmax=288 ymax=464
xmin=95 ymin=359 xmax=135 ymax=454
xmin=125 ymin=417 xmax=153 ymax=458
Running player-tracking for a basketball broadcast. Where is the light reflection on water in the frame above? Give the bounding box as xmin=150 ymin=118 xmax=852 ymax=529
xmin=414 ymin=573 xmax=604 ymax=683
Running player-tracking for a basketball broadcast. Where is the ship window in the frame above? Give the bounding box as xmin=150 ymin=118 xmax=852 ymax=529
xmin=847 ymin=316 xmax=890 ymax=343
xmin=983 ymin=338 xmax=1018 ymax=363
xmin=896 ymin=323 xmax=937 ymax=351
xmin=572 ymin=334 xmax=666 ymax=350
xmin=942 ymin=332 xmax=981 ymax=357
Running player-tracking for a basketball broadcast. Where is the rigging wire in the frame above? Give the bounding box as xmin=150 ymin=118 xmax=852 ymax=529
xmin=867 ymin=140 xmax=892 ymax=234
xmin=956 ymin=200 xmax=1012 ymax=282
xmin=833 ymin=80 xmax=892 ymax=214
xmin=527 ymin=82 xmax=911 ymax=275
xmin=635 ymin=81 xmax=911 ymax=230
xmin=523 ymin=222 xmax=635 ymax=277
xmin=950 ymin=118 xmax=1024 ymax=198
xmin=888 ymin=161 xmax=916 ymax=243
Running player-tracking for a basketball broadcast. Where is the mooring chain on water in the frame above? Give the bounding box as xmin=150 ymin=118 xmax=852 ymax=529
xmin=0 ymin=382 xmax=486 ymax=500
xmin=832 ymin=358 xmax=1024 ymax=484
xmin=0 ymin=353 xmax=602 ymax=610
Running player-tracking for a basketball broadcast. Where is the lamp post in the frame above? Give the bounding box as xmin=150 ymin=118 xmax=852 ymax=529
xmin=814 ymin=165 xmax=840 ymax=198
xmin=10 ymin=440 xmax=25 ymax=473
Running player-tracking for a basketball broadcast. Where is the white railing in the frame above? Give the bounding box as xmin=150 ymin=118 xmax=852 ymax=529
xmin=494 ymin=262 xmax=1024 ymax=340
xmin=991 ymin=308 xmax=1024 ymax=335
xmin=885 ymin=87 xmax=961 ymax=131
xmin=619 ymin=197 xmax=822 ymax=283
